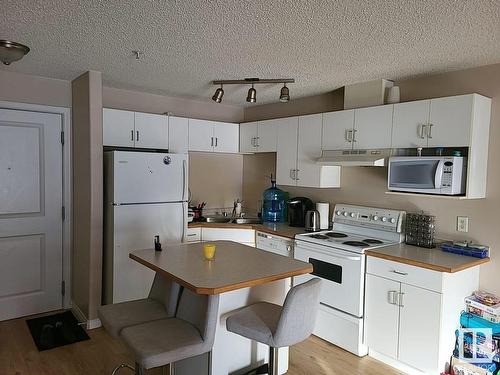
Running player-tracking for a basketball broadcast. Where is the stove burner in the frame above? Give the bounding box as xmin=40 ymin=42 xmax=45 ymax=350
xmin=310 ymin=234 xmax=329 ymax=239
xmin=343 ymin=241 xmax=370 ymax=247
xmin=363 ymin=239 xmax=384 ymax=244
xmin=325 ymin=232 xmax=348 ymax=238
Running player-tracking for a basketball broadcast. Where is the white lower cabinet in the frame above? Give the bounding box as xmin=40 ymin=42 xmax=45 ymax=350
xmin=201 ymin=228 xmax=255 ymax=247
xmin=365 ymin=257 xmax=479 ymax=375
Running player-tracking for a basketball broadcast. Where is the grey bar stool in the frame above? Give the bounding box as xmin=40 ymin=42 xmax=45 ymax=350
xmin=226 ymin=278 xmax=321 ymax=375
xmin=98 ymin=273 xmax=181 ymax=338
xmin=120 ymin=287 xmax=219 ymax=375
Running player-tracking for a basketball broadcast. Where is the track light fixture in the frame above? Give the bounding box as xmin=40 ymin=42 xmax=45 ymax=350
xmin=211 ymin=78 xmax=294 ymax=104
xmin=246 ymin=84 xmax=257 ymax=103
xmin=212 ymin=85 xmax=224 ymax=103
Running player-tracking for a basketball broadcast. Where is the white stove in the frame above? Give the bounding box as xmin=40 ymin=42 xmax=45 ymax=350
xmin=294 ymin=204 xmax=406 ymax=357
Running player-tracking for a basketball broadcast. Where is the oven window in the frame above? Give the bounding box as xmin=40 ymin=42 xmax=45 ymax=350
xmin=309 ymin=258 xmax=342 ymax=284
xmin=390 ymin=160 xmax=438 ymax=188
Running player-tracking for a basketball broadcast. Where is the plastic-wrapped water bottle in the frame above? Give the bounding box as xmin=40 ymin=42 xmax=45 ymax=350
xmin=261 ymin=175 xmax=287 ymax=223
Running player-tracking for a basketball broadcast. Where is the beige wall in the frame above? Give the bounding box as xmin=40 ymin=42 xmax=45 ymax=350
xmin=72 ymin=71 xmax=103 ymax=321
xmin=189 ymin=152 xmax=244 ymax=210
xmin=0 ymin=70 xmax=71 ymax=107
xmin=242 ymin=153 xmax=277 ymax=215
xmin=103 ymin=86 xmax=244 ymax=123
xmin=243 ymin=63 xmax=500 ymax=295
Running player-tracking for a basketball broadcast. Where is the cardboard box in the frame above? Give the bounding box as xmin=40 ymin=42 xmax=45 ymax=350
xmin=343 ymin=79 xmax=394 ymax=109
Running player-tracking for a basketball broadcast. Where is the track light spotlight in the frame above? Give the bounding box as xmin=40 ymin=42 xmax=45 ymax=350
xmin=279 ymin=84 xmax=290 ymax=102
xmin=246 ymin=84 xmax=257 ymax=103
xmin=212 ymin=85 xmax=224 ymax=103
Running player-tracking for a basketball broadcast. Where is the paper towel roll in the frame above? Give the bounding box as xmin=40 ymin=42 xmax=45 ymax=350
xmin=316 ymin=202 xmax=330 ymax=230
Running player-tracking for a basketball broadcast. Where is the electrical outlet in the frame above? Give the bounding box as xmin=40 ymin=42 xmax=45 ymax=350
xmin=457 ymin=216 xmax=469 ymax=232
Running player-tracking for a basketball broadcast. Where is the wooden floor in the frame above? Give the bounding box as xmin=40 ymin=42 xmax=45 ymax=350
xmin=0 ymin=313 xmax=403 ymax=375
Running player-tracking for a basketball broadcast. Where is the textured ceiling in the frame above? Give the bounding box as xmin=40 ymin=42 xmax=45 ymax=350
xmin=1 ymin=0 xmax=500 ymax=105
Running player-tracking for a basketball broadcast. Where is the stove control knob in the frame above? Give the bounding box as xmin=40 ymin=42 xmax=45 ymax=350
xmin=390 ymin=218 xmax=396 ymax=224
xmin=336 ymin=210 xmax=342 ymax=216
xmin=343 ymin=211 xmax=348 ymax=217
xmin=381 ymin=217 xmax=388 ymax=222
xmin=373 ymin=215 xmax=379 ymax=221
xmin=350 ymin=212 xmax=356 ymax=218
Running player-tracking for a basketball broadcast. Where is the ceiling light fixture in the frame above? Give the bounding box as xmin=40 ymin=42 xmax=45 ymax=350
xmin=0 ymin=40 xmax=30 ymax=65
xmin=246 ymin=84 xmax=257 ymax=103
xmin=279 ymin=84 xmax=290 ymax=102
xmin=212 ymin=85 xmax=224 ymax=103
xmin=211 ymin=78 xmax=294 ymax=104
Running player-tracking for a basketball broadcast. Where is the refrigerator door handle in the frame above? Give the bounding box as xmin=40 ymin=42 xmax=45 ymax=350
xmin=182 ymin=158 xmax=187 ymax=201
xmin=182 ymin=201 xmax=187 ymax=242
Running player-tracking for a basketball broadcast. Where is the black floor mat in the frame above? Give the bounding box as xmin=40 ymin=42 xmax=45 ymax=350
xmin=26 ymin=310 xmax=90 ymax=351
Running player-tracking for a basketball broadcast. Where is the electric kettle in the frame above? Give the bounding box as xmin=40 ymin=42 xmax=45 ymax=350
xmin=305 ymin=210 xmax=321 ymax=232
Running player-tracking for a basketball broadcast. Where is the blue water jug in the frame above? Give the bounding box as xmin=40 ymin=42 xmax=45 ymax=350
xmin=262 ymin=176 xmax=287 ymax=223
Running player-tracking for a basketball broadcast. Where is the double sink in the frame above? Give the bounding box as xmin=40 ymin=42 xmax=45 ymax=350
xmin=204 ymin=216 xmax=261 ymax=225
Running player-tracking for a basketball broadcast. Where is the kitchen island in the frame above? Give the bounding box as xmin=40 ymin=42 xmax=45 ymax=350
xmin=130 ymin=241 xmax=313 ymax=375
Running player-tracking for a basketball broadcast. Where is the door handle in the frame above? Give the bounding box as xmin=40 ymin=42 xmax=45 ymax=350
xmin=388 ymin=290 xmax=398 ymax=305
xmin=215 ymin=137 xmax=218 ymax=147
xmin=136 ymin=130 xmax=139 ymax=142
xmin=256 ymin=137 xmax=260 ymax=147
xmin=182 ymin=159 xmax=187 ymax=201
xmin=434 ymin=159 xmax=445 ymax=189
xmin=290 ymin=169 xmax=295 ymax=180
xmin=295 ymin=169 xmax=299 ymax=181
xmin=346 ymin=129 xmax=352 ymax=142
xmin=211 ymin=137 xmax=214 ymax=147
xmin=418 ymin=124 xmax=427 ymax=139
xmin=131 ymin=130 xmax=134 ymax=141
xmin=397 ymin=292 xmax=405 ymax=307
xmin=391 ymin=270 xmax=408 ymax=276
xmin=251 ymin=137 xmax=255 ymax=147
xmin=428 ymin=124 xmax=434 ymax=139
xmin=352 ymin=129 xmax=357 ymax=142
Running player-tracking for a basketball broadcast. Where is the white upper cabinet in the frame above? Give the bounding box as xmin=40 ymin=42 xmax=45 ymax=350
xmin=213 ymin=121 xmax=239 ymax=153
xmin=322 ymin=109 xmax=355 ymax=150
xmin=188 ymin=119 xmax=239 ymax=153
xmin=428 ymin=94 xmax=473 ymax=147
xmin=257 ymin=119 xmax=278 ymax=152
xmin=168 ymin=116 xmax=189 ymax=153
xmin=392 ymin=100 xmax=430 ymax=148
xmin=188 ymin=119 xmax=214 ymax=152
xmin=353 ymin=105 xmax=393 ymax=149
xmin=240 ymin=122 xmax=258 ymax=153
xmin=134 ymin=112 xmax=168 ymax=149
xmin=276 ymin=117 xmax=299 ymax=186
xmin=240 ymin=120 xmax=278 ymax=153
xmin=103 ymin=108 xmax=135 ymax=147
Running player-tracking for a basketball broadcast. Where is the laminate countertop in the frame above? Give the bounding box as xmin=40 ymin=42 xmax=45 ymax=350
xmin=365 ymin=243 xmax=490 ymax=273
xmin=130 ymin=240 xmax=313 ymax=295
xmin=188 ymin=222 xmax=307 ymax=240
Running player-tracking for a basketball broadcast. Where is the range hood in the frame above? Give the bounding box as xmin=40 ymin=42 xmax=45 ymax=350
xmin=317 ymin=149 xmax=391 ymax=167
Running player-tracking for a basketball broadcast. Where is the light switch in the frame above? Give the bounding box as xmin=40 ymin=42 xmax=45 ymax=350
xmin=457 ymin=216 xmax=469 ymax=232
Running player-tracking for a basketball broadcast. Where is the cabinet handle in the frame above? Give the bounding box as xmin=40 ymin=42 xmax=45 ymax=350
xmin=346 ymin=129 xmax=352 ymax=142
xmin=290 ymin=169 xmax=295 ymax=180
xmin=418 ymin=124 xmax=425 ymax=139
xmin=256 ymin=137 xmax=260 ymax=147
xmin=131 ymin=130 xmax=134 ymax=141
xmin=388 ymin=290 xmax=398 ymax=305
xmin=187 ymin=233 xmax=197 ymax=237
xmin=215 ymin=137 xmax=218 ymax=147
xmin=397 ymin=292 xmax=405 ymax=307
xmin=211 ymin=137 xmax=214 ymax=147
xmin=136 ymin=130 xmax=139 ymax=142
xmin=295 ymin=169 xmax=299 ymax=181
xmin=251 ymin=137 xmax=255 ymax=147
xmin=352 ymin=129 xmax=357 ymax=142
xmin=428 ymin=124 xmax=434 ymax=139
xmin=391 ymin=270 xmax=408 ymax=276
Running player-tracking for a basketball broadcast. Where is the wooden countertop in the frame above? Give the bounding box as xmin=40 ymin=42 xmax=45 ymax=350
xmin=188 ymin=222 xmax=306 ymax=239
xmin=130 ymin=241 xmax=313 ymax=295
xmin=365 ymin=243 xmax=490 ymax=273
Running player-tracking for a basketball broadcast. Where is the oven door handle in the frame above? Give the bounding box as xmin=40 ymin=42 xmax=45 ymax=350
xmin=434 ymin=159 xmax=445 ymax=189
xmin=296 ymin=242 xmax=362 ymax=261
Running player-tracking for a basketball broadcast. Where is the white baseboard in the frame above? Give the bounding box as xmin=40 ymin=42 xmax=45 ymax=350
xmin=71 ymin=302 xmax=102 ymax=330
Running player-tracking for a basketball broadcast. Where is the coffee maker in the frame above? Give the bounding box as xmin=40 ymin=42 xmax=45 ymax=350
xmin=288 ymin=197 xmax=314 ymax=227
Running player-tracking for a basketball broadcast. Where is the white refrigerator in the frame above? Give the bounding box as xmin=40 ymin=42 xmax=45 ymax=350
xmin=103 ymin=151 xmax=188 ymax=304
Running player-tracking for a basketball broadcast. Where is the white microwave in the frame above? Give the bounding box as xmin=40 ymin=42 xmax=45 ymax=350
xmin=388 ymin=156 xmax=466 ymax=195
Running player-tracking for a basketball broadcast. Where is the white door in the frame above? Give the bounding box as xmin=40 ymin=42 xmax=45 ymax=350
xmin=364 ymin=274 xmax=400 ymax=359
xmin=111 ymin=151 xmax=187 ymax=204
xmin=392 ymin=100 xmax=430 ymax=148
xmin=398 ymin=284 xmax=442 ymax=373
xmin=428 ymin=94 xmax=473 ymax=147
xmin=240 ymin=122 xmax=258 ymax=153
xmin=188 ymin=119 xmax=214 ymax=152
xmin=257 ymin=119 xmax=278 ymax=152
xmin=353 ymin=105 xmax=393 ymax=149
xmin=168 ymin=116 xmax=189 ymax=153
xmin=103 ymin=108 xmax=135 ymax=147
xmin=213 ymin=121 xmax=239 ymax=153
xmin=322 ymin=109 xmax=354 ymax=150
xmin=111 ymin=202 xmax=186 ymax=303
xmin=276 ymin=117 xmax=299 ymax=186
xmin=134 ymin=112 xmax=168 ymax=149
xmin=297 ymin=114 xmax=323 ymax=187
xmin=0 ymin=109 xmax=63 ymax=321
